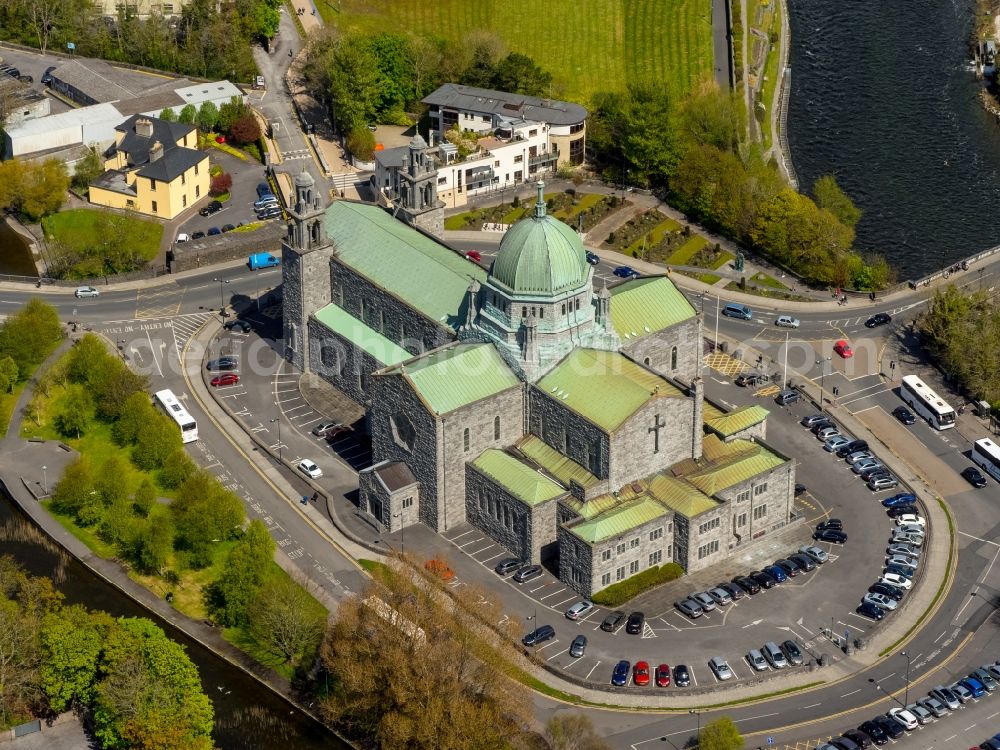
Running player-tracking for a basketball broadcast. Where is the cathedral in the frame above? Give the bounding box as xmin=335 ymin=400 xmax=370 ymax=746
xmin=281 ymin=140 xmax=795 ymax=597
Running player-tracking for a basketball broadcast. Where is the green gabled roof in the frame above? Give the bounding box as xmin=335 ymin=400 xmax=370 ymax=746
xmin=609 ymin=276 xmax=697 ymax=340
xmin=567 ymin=496 xmax=669 ymax=543
xmin=684 ymin=442 xmax=786 ymax=496
xmin=388 ymin=343 xmax=520 ymax=415
xmin=536 ymin=349 xmax=683 ymax=432
xmin=647 ymin=474 xmax=718 ymax=518
xmin=705 ymin=404 xmax=770 ymax=438
xmin=514 ymin=434 xmax=600 ymax=489
xmin=472 ymin=449 xmax=565 ymax=506
xmin=314 ymin=303 xmax=410 ymax=366
xmin=324 ymin=201 xmax=487 ymax=329
xmin=702 ymin=400 xmax=725 ymax=422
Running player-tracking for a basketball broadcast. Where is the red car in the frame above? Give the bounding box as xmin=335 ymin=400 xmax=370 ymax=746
xmin=466 ymin=250 xmax=482 ymax=263
xmin=633 ymin=661 xmax=650 ymax=686
xmin=655 ymin=663 xmax=671 ymax=687
xmin=834 ymin=339 xmax=854 ymax=358
xmin=210 ymin=373 xmax=239 ymax=386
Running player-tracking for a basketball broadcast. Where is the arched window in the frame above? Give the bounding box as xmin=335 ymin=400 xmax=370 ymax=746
xmin=643 ymin=357 xmax=651 ymax=366
xmin=494 ymin=415 xmax=501 ymax=440
xmin=463 ymin=427 xmax=470 ymax=452
xmin=671 ymin=346 xmax=678 ymax=370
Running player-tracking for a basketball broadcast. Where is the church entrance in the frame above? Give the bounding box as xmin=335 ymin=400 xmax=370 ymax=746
xmin=368 ymin=495 xmax=384 ymax=526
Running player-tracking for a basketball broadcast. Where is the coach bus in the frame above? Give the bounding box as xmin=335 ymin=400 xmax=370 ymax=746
xmin=972 ymin=438 xmax=1000 ymax=482
xmin=153 ymin=389 xmax=198 ymax=443
xmin=899 ymin=375 xmax=956 ymax=430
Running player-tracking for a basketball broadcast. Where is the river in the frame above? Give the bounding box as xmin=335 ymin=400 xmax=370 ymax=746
xmin=0 ymin=490 xmax=348 ymax=750
xmin=786 ymin=0 xmax=1000 ymax=277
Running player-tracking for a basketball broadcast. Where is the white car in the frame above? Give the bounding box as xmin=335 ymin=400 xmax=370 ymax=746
xmin=74 ymin=285 xmax=100 ymax=298
xmin=798 ymin=545 xmax=829 ymax=564
xmin=888 ymin=707 xmax=918 ymax=730
xmin=775 ymin=315 xmax=800 ymax=328
xmin=175 ymin=232 xmax=190 ymax=243
xmin=880 ymin=572 xmax=912 ymax=589
xmin=898 ymin=524 xmax=925 ymax=537
xmin=297 ymin=459 xmax=322 ymax=479
xmin=709 ymin=656 xmax=733 ymax=680
xmin=895 ymin=514 xmax=925 ymax=527
xmin=565 ymin=601 xmax=594 ymax=620
xmin=863 ymin=592 xmax=898 ymax=611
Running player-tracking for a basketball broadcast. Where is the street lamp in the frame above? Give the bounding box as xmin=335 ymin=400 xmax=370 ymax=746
xmin=392 ymin=511 xmax=404 ymax=556
xmin=901 ymin=650 xmax=911 ymax=707
xmin=816 ymin=356 xmax=831 ymax=411
xmin=213 ymin=277 xmax=231 ymax=321
xmin=269 ymin=417 xmax=282 ymax=462
xmin=41 ymin=465 xmax=47 ymax=495
xmin=689 ymin=709 xmax=700 ymax=747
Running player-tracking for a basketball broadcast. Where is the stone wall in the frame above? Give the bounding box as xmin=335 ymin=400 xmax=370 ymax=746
xmin=557 ymin=528 xmax=594 ymax=596
xmin=717 ymin=460 xmax=795 ymax=554
xmin=586 ymin=515 xmax=675 ymax=595
xmin=281 ymin=237 xmax=335 ymax=370
xmin=683 ymin=503 xmax=729 ymax=573
xmin=170 ymin=223 xmax=284 ymax=272
xmin=307 ymin=317 xmax=381 ymax=405
xmin=619 ymin=315 xmax=703 ymax=386
xmin=608 ymin=395 xmax=693 ymax=489
xmin=528 ymin=387 xmax=608 ymax=479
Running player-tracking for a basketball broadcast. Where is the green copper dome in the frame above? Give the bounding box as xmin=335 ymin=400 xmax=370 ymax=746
xmin=490 ymin=182 xmax=589 ymax=296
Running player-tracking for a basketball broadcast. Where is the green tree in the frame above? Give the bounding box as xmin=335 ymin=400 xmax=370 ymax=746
xmin=207 ymin=520 xmax=275 ymax=627
xmin=133 ymin=477 xmax=157 ymax=517
xmin=92 ymin=617 xmax=214 ymax=750
xmin=197 ymin=101 xmax=219 ymax=133
xmin=328 ymin=35 xmax=381 ymax=134
xmin=0 ymin=355 xmax=18 ymax=394
xmin=39 ymin=604 xmax=109 ymax=712
xmin=171 ymin=470 xmax=244 ymax=566
xmin=128 ymin=509 xmax=174 ymax=574
xmin=459 ymin=31 xmax=506 ymax=88
xmin=217 ymin=96 xmax=248 ymax=133
xmin=177 ymin=103 xmax=198 ymax=124
xmin=0 ymin=299 xmax=61 ymax=379
xmin=367 ymin=32 xmax=416 ymax=116
xmin=492 ymin=52 xmax=552 ymax=97
xmin=51 ymin=457 xmax=94 ymax=519
xmin=159 ymin=448 xmax=196 ymax=489
xmin=0 ymin=595 xmax=41 ymax=727
xmin=698 ymin=716 xmax=743 ymax=750
xmin=96 ymin=455 xmax=129 ymax=508
xmin=0 ymin=158 xmax=69 ymax=221
xmin=113 ymin=391 xmax=156 ymax=446
xmin=65 ymin=333 xmax=108 ymax=385
xmin=71 ymin=146 xmax=104 ymax=193
xmin=55 ymin=384 xmax=93 ymax=440
xmin=677 ymin=81 xmax=746 ymax=153
xmin=249 ymin=574 xmax=325 ymax=665
xmin=345 ymin=126 xmax=376 ymax=162
xmin=158 ymin=107 xmax=177 ymax=122
xmin=94 ymin=363 xmax=149 ymax=421
xmin=813 ymin=174 xmax=862 ymax=229
xmin=132 ymin=411 xmax=182 ymax=470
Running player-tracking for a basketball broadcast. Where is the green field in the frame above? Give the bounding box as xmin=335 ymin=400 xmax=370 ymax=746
xmin=42 ymin=209 xmax=162 ymax=262
xmin=327 ymin=0 xmax=715 ymax=102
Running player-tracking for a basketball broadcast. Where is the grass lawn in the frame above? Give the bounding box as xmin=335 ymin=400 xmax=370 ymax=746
xmin=327 ymin=0 xmax=714 ymax=102
xmin=551 ymin=193 xmax=603 ymax=222
xmin=666 ymin=235 xmax=709 ymax=265
xmin=758 ymin=4 xmax=782 ymax=149
xmin=42 ymin=209 xmax=162 ymax=264
xmin=677 ymin=269 xmax=722 ymax=284
xmin=724 ymin=280 xmax=812 ymax=301
xmin=750 ymin=271 xmax=789 ymax=290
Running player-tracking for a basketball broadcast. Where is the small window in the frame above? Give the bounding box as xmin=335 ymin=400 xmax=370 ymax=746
xmin=182 ymin=195 xmax=187 ymax=207
xmin=754 ymin=482 xmax=768 ymax=495
xmin=493 ymin=415 xmax=501 ymax=440
xmin=575 ymin=298 xmax=580 ymax=311
xmin=151 ymin=200 xmax=157 ymax=213
xmin=601 ymin=549 xmax=611 ymax=561
xmin=195 ymin=185 xmax=200 ymax=198
xmin=561 ymin=303 xmax=566 ymax=315
xmin=629 ymin=537 xmax=639 ymax=549
xmin=402 ymin=496 xmax=414 ymax=509
xmin=181 ymin=173 xmax=186 ymax=186
xmin=737 ymin=512 xmax=747 ymax=527
xmin=671 ymin=346 xmax=678 ymax=370
xmin=522 ymin=306 xmax=527 ymax=318
xmin=648 ymin=550 xmax=662 ymax=566
xmin=149 ymin=178 xmax=157 ymax=192
xmin=616 ymin=542 xmax=625 ymax=555
xmin=616 ymin=566 xmax=626 ymax=582
xmin=629 ymin=560 xmax=639 ymax=575
xmin=644 ymin=357 xmax=651 ymax=366
xmin=463 ymin=427 xmax=470 ymax=452
xmin=753 ymin=504 xmax=768 ymax=520
xmin=601 ymin=573 xmax=611 ymax=587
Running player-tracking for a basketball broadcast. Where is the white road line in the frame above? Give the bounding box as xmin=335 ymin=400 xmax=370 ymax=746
xmin=539 ymin=588 xmax=567 ymax=601
xmin=690 ymin=668 xmax=698 ymax=687
xmin=553 ymin=595 xmax=576 ymax=608
xmin=546 ymin=650 xmax=563 ymax=662
xmin=457 ymin=537 xmax=485 ymax=548
xmin=841 ymin=688 xmax=861 ymax=697
xmin=482 ymin=552 xmax=504 ymax=563
xmin=966 ymin=723 xmax=977 ymax=731
xmin=801 ymin=703 xmax=821 ymax=710
xmin=536 ymin=640 xmax=559 ymax=652
xmin=875 ymin=672 xmax=896 ymax=683
xmin=585 ymin=661 xmax=601 ymax=681
xmin=467 ymin=545 xmax=494 ymax=556
xmin=451 ymin=530 xmax=476 ymax=540
xmin=528 ymin=583 xmax=548 ymax=593
xmin=283 ymin=404 xmax=312 ymax=415
xmin=274 ymin=388 xmax=298 ymax=393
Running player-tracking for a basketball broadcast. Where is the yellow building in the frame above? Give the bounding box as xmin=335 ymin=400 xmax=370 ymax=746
xmin=89 ymin=115 xmax=209 ymax=220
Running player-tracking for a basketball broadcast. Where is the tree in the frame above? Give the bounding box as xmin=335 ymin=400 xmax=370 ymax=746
xmin=328 ymin=35 xmax=381 ymax=134
xmin=0 ymin=355 xmax=18 ymax=394
xmin=542 ymin=713 xmax=611 ymax=750
xmin=133 ymin=477 xmax=157 ymax=517
xmin=178 ymin=103 xmax=198 ymax=124
xmin=71 ymin=146 xmax=104 ymax=193
xmin=159 ymin=448 xmax=196 ymax=490
xmin=94 ymin=364 xmax=149 ymax=421
xmin=0 ymin=298 xmax=61 ymax=380
xmin=813 ymin=174 xmax=862 ymax=229
xmin=128 ymin=509 xmax=174 ymax=574
xmin=216 ymin=96 xmax=248 ymax=133
xmin=698 ymin=717 xmax=743 ymax=750
xmin=39 ymin=604 xmax=108 ymax=712
xmin=0 ymin=595 xmax=41 ymax=727
xmin=207 ymin=520 xmax=275 ymax=627
xmin=459 ymin=31 xmax=506 ymax=88
xmin=677 ymin=81 xmax=746 ymax=153
xmin=96 ymin=456 xmax=129 ymax=508
xmin=228 ymin=114 xmax=261 ymax=144
xmin=51 ymin=457 xmax=95 ymax=519
xmin=345 ymin=126 xmax=376 ymax=162
xmin=55 ymin=384 xmax=93 ymax=440
xmin=197 ymin=101 xmax=219 ymax=133
xmin=132 ymin=411 xmax=182 ymax=471
xmin=113 ymin=391 xmax=156 ymax=446
xmin=170 ymin=470 xmax=244 ymax=566
xmin=248 ymin=574 xmax=326 ymax=665
xmin=492 ymin=52 xmax=552 ymax=97
xmin=210 ymin=172 xmax=233 ymax=196
xmin=158 ymin=107 xmax=177 ymax=122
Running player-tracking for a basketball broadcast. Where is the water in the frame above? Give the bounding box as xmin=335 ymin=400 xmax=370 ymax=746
xmin=786 ymin=0 xmax=1000 ymax=277
xmin=0 ymin=220 xmax=37 ymax=277
xmin=0 ymin=490 xmax=348 ymax=750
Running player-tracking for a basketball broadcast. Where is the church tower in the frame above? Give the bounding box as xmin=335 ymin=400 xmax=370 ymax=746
xmin=281 ymin=168 xmax=334 ymax=372
xmin=395 ymin=133 xmax=444 ymax=238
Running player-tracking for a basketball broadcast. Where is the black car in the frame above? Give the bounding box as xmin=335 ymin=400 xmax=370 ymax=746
xmin=869 ymin=582 xmax=905 ymax=601
xmin=672 ymin=664 xmax=691 ymax=687
xmin=858 ymin=719 xmax=888 ymax=745
xmin=789 ymin=553 xmax=816 ymax=572
xmin=810 ymin=419 xmax=835 ymax=435
xmin=718 ymin=581 xmax=745 ymax=600
xmin=842 ymin=730 xmax=872 ymax=749
xmin=207 ymin=227 xmax=222 ymax=236
xmin=625 ymin=611 xmax=645 ymax=634
xmin=816 ymin=518 xmax=843 ymax=532
xmin=732 ymin=575 xmax=760 ymax=595
xmin=886 ymin=504 xmax=918 ymax=518
xmin=512 ymin=564 xmax=542 ymax=583
xmin=892 ymin=406 xmax=916 ymax=425
xmin=814 ymin=529 xmax=848 ymax=544
xmin=782 ymin=640 xmax=804 ymax=665
xmin=962 ymin=466 xmax=988 ymax=488
xmin=199 ymin=200 xmax=223 ymax=217
xmin=223 ymin=319 xmax=251 ymax=333
xmin=585 ymin=251 xmax=600 ymax=265
xmin=837 ymin=440 xmax=869 ymax=458
xmin=190 ymin=230 xmax=206 ymax=240
xmin=41 ymin=65 xmax=56 ymax=85
xmin=205 ymin=358 xmax=238 ymax=371
xmin=794 ymin=483 xmax=807 ymax=496
xmin=831 ymin=735 xmax=861 ymax=750
xmin=522 ymin=624 xmax=555 ymax=647
xmin=774 ymin=558 xmax=800 ymax=577
xmin=735 ymin=373 xmax=764 ymax=387
xmin=494 ymin=558 xmax=521 ymax=575
xmin=221 ymin=223 xmax=236 ymax=232
xmin=750 ymin=570 xmax=777 ymax=589
xmin=872 ymin=715 xmax=905 ymax=740
xmin=600 ymin=611 xmax=626 ymax=632
xmin=857 ymin=600 xmax=885 ymax=621
xmin=865 ymin=312 xmax=892 ymax=328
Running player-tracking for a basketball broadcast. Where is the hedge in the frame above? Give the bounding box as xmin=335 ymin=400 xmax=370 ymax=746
xmin=591 ymin=563 xmax=684 ymax=606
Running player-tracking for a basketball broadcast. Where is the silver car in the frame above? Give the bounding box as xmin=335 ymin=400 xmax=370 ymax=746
xmin=868 ymin=475 xmax=899 ymax=491
xmin=852 ymin=458 xmax=883 ymax=474
xmin=917 ymin=696 xmax=947 ymax=717
xmin=886 ymin=554 xmax=918 ymax=570
xmin=929 ymin=685 xmax=960 ymax=710
xmin=747 ymin=649 xmax=768 ymax=671
xmin=798 ymin=545 xmax=829 ymax=564
xmin=675 ymin=598 xmax=704 ymax=619
xmin=816 ymin=427 xmax=841 ymax=441
xmin=887 ymin=543 xmax=921 ymax=558
xmin=863 ymin=592 xmax=898 ymax=611
xmin=74 ymin=285 xmax=100 ymax=298
xmin=709 ymin=656 xmax=733 ymax=680
xmin=692 ymin=591 xmax=717 ymax=611
xmin=707 ymin=587 xmax=732 ymax=606
xmin=825 ymin=435 xmax=851 ymax=452
xmin=846 ymin=450 xmax=875 ymax=464
xmin=775 ymin=315 xmax=800 ymax=328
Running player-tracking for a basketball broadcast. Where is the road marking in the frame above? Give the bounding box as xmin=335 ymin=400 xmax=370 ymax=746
xmin=840 ymin=688 xmax=861 ymax=697
xmin=553 ymin=595 xmax=576 ymax=608
xmin=875 ymin=672 xmax=896 ymax=683
xmin=539 ymin=588 xmax=567 ymax=601
xmin=546 ymin=649 xmax=563 ymax=662
xmin=800 ymin=703 xmax=821 ymax=710
xmin=467 ymin=545 xmax=494 ymax=556
xmin=457 ymin=537 xmax=485 ymax=548
xmin=451 ymin=529 xmax=476 ymax=540
xmin=528 ymin=583 xmax=547 ymax=593
xmin=585 ymin=661 xmax=601 ymax=681
xmin=482 ymin=552 xmax=504 ymax=563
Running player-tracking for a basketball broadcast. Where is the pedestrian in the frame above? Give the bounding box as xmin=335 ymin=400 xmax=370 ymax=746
xmin=301 ymin=495 xmax=308 ymax=505
xmin=311 ymin=492 xmax=318 ymax=503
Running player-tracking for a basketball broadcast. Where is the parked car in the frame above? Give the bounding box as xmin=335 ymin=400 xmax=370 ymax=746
xmin=885 ymin=554 xmax=918 ymax=571
xmin=74 ymin=285 xmax=100 ymax=298
xmin=846 ymin=451 xmax=876 ymax=466
xmin=221 ymin=223 xmax=236 ymax=233
xmin=904 ymin=703 xmax=932 ymax=724
xmin=808 ymin=418 xmax=835 ymax=433
xmin=655 ymin=663 xmax=671 ymax=687
xmin=258 ymin=206 xmax=283 ymax=219
xmin=882 ymin=493 xmax=917 ymax=508
xmin=586 ymin=251 xmax=600 ymax=265
xmin=814 ymin=529 xmax=848 ymax=544
xmin=917 ymin=696 xmax=947 ymax=718
xmin=950 ymin=681 xmax=973 ymax=703
xmin=872 ymin=715 xmax=905 ymax=740
xmin=971 ymin=667 xmax=998 ymax=691
xmin=775 ymin=315 xmax=800 ymax=328
xmin=825 ymin=435 xmax=852 ymax=452
xmin=41 ymin=65 xmax=56 ymax=85
xmin=893 ymin=406 xmax=916 ymax=424
xmin=708 ymin=656 xmax=733 ymax=680
xmin=816 ymin=427 xmax=841 ymax=441
xmin=691 ymin=591 xmax=718 ymax=611
xmin=675 ymin=598 xmax=704 ymax=619
xmin=962 ymin=466 xmax=988 ymax=488
xmin=834 ymin=339 xmax=855 ymax=358
xmin=565 ymin=601 xmax=594 ymax=620
xmin=207 ymin=227 xmax=222 ymax=236
xmin=311 ymin=421 xmax=341 ymax=437
xmin=750 ymin=569 xmax=778 ymax=589
xmin=774 ymin=558 xmax=801 ymax=577
xmin=706 ymin=587 xmax=733 ymax=606
xmin=895 ymin=513 xmax=925 ymax=527
xmin=852 ymin=458 xmax=883 ymax=475
xmin=223 ymin=319 xmax=252 ymax=333
xmin=841 ymin=730 xmax=872 ymax=749
xmin=789 ymin=553 xmax=816 ymax=572
xmin=296 ymin=458 xmax=322 ymax=479
xmin=857 ymin=601 xmax=885 ymax=621
xmin=522 ymin=625 xmax=556 ymax=647
xmin=868 ymin=476 xmax=899 ymax=491
xmin=883 ymin=564 xmax=914 ymax=580
xmin=869 ymin=582 xmax=904 ymax=601
xmin=863 ymin=592 xmax=898 ymax=611
xmin=190 ymin=230 xmax=206 ymax=240
xmin=776 ymin=388 xmax=800 ymax=405
xmin=887 ymin=543 xmax=921 ymax=558
xmin=897 ymin=523 xmax=925 ymax=536
xmin=613 ymin=265 xmax=639 ymax=279
xmin=494 ymin=558 xmax=521 ymax=576
xmin=929 ymin=685 xmax=960 ymax=710
xmin=732 ymin=575 xmax=761 ymax=594
xmin=802 ymin=414 xmax=830 ymax=427
xmin=857 ymin=720 xmax=888 ymax=746
xmin=569 ymin=635 xmax=587 ymax=658
xmin=601 ymin=611 xmax=627 ymax=632
xmin=625 ymin=611 xmax=645 ymax=634
xmin=782 ymin=640 xmax=804 ymax=665
xmin=513 ymin=564 xmax=543 ymax=583
xmin=886 ymin=504 xmax=918 ymax=518
xmin=210 ymin=373 xmax=239 ymax=387
xmin=763 ymin=641 xmax=788 ymax=669
xmin=838 ymin=440 xmax=871 ymax=458
xmin=673 ymin=664 xmax=691 ymax=687
xmin=633 ymin=661 xmax=651 ymax=686
xmin=611 ymin=660 xmax=630 ymax=686
xmin=959 ymin=677 xmax=986 ymax=698
xmin=799 ymin=545 xmax=829 ymax=564
xmin=199 ymin=200 xmax=223 ymax=216
xmin=205 ymin=358 xmax=238 ymax=372
xmin=747 ymin=649 xmax=768 ymax=671
xmin=831 ymin=736 xmax=861 ymax=750
xmin=256 ymin=182 xmax=273 ymax=198
xmin=763 ymin=564 xmax=788 ymax=583
xmin=254 ymin=195 xmax=278 ymax=210
xmin=735 ymin=373 xmax=764 ymax=387
xmin=887 ymin=708 xmax=917 ymax=731
xmin=718 ymin=581 xmax=745 ymax=600
xmin=816 ymin=518 xmax=843 ymax=531
xmin=865 ymin=312 xmax=892 ymax=328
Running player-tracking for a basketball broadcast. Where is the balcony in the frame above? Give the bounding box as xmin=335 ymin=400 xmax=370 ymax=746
xmin=529 ymin=152 xmax=558 ymax=168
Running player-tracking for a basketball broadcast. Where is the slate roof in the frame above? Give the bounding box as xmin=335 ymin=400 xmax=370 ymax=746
xmin=472 ymin=450 xmax=565 ymax=506
xmin=373 ymin=461 xmax=418 ymax=492
xmin=314 ymin=303 xmax=410 ymax=367
xmin=136 ymin=147 xmax=206 ymax=182
xmin=610 ymin=276 xmax=697 ymax=340
xmin=536 ymin=349 xmax=683 ymax=432
xmin=324 ymin=201 xmax=487 ymax=330
xmin=115 ymin=114 xmax=195 ymax=165
xmin=383 ymin=343 xmax=520 ymax=416
xmin=423 ymin=83 xmax=588 ymax=126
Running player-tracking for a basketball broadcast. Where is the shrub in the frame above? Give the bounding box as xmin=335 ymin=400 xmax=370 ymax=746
xmin=245 ymin=143 xmax=262 ymax=163
xmin=210 ymin=173 xmax=233 ymax=196
xmin=345 ymin=126 xmax=375 ymax=162
xmin=590 ymin=563 xmax=684 ymax=607
xmin=229 ymin=113 xmax=261 ymax=145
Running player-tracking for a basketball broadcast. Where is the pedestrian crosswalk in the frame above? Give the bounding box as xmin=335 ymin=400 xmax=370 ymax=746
xmin=282 ymin=148 xmax=312 ymax=162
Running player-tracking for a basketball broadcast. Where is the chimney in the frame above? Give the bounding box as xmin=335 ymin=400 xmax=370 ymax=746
xmin=691 ymin=377 xmax=704 ymax=460
xmin=135 ymin=118 xmax=153 ymax=137
xmin=149 ymin=141 xmax=163 ymax=162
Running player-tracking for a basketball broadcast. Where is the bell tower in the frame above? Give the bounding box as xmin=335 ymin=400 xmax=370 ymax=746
xmin=396 ymin=133 xmax=444 ymax=238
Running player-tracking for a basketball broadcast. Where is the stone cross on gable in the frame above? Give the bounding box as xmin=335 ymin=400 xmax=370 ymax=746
xmin=649 ymin=413 xmax=665 ymax=454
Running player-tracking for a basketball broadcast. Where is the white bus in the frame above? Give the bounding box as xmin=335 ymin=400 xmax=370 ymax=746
xmin=153 ymin=389 xmax=198 ymax=443
xmin=899 ymin=375 xmax=956 ymax=430
xmin=972 ymin=438 xmax=1000 ymax=482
